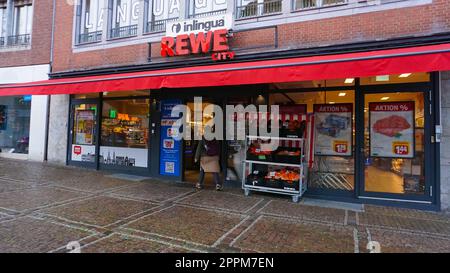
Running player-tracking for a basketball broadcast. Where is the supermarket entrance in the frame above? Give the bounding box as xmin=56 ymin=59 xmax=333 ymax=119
xmin=357 ymin=85 xmax=435 ymax=203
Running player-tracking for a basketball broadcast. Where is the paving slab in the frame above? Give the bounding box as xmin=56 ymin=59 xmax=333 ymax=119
xmin=177 ymin=190 xmax=263 ymax=213
xmin=0 ymin=186 xmax=87 ymax=212
xmin=0 ymin=179 xmax=31 ymax=193
xmin=0 ymin=216 xmax=93 ymax=253
xmin=81 ymin=233 xmax=192 ymax=253
xmin=125 ymin=205 xmax=244 ymax=246
xmin=110 ymin=181 xmax=194 ymax=203
xmin=366 ymin=227 xmax=450 ymax=253
xmin=364 ymin=205 xmax=450 ymax=222
xmin=43 ymin=196 xmax=157 ymax=227
xmin=52 ymin=176 xmax=134 ymax=193
xmin=358 ymin=213 xmax=450 ymax=236
xmin=260 ymin=200 xmax=347 ymax=224
xmin=233 ymin=216 xmax=358 ymax=253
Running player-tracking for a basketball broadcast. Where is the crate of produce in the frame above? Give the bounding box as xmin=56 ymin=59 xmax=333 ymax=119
xmin=273 ymin=148 xmax=302 ymax=164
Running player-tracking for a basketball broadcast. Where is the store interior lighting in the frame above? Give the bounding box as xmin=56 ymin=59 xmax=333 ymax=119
xmin=344 ymin=78 xmax=355 ymax=84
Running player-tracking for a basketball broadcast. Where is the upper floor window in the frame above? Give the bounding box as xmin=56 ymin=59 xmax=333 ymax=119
xmin=292 ymin=0 xmax=347 ymax=11
xmin=77 ymin=0 xmax=105 ymax=44
xmin=236 ymin=0 xmax=282 ymax=19
xmin=109 ymin=0 xmax=140 ymax=39
xmin=188 ymin=0 xmax=227 ymax=18
xmin=0 ymin=3 xmax=6 ymax=47
xmin=145 ymin=0 xmax=180 ymax=33
xmin=10 ymin=0 xmax=32 ymax=46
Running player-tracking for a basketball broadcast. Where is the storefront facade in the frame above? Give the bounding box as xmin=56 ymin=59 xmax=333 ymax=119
xmin=50 ymin=69 xmax=439 ymax=210
xmin=1 ymin=0 xmax=449 ymax=211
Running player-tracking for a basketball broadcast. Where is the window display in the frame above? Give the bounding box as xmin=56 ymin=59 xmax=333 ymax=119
xmin=269 ymin=91 xmax=356 ymax=192
xmin=100 ymin=99 xmax=149 ymax=168
xmin=0 ymin=96 xmax=31 ymax=154
xmin=71 ymin=103 xmax=97 ymax=163
xmin=364 ymin=93 xmax=425 ymax=195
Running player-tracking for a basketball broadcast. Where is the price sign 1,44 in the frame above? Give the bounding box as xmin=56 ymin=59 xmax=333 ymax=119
xmin=393 ymin=142 xmax=410 ymax=156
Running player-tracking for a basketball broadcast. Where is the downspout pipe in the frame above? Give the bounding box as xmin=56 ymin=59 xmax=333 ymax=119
xmin=44 ymin=0 xmax=56 ymax=162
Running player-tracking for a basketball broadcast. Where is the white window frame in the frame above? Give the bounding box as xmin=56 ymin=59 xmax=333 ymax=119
xmin=292 ymin=0 xmax=348 ymax=11
xmin=188 ymin=0 xmax=227 ymax=18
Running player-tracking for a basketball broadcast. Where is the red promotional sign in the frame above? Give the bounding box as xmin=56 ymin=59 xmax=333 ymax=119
xmin=314 ymin=103 xmax=353 ymax=156
xmin=73 ymin=146 xmax=82 ymax=155
xmin=314 ymin=103 xmax=353 ymax=113
xmin=369 ymin=101 xmax=415 ymax=158
xmin=369 ymin=101 xmax=414 ymax=112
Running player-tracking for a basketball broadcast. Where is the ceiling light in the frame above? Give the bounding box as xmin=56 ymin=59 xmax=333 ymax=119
xmin=381 ymin=97 xmax=390 ymax=101
xmin=376 ymin=75 xmax=390 ymax=81
xmin=399 ymin=73 xmax=412 ymax=78
xmin=338 ymin=92 xmax=346 ymax=97
xmin=329 ymin=102 xmax=336 ymax=104
xmin=344 ymin=78 xmax=355 ymax=84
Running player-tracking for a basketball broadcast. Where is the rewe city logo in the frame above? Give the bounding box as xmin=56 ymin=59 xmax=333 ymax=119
xmin=161 ymin=29 xmax=235 ymax=61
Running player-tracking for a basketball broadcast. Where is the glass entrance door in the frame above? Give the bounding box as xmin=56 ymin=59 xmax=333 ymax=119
xmin=360 ymin=90 xmax=433 ymax=202
xmin=68 ymin=100 xmax=99 ymax=168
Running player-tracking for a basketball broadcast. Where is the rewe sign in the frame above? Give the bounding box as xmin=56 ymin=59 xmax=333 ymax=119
xmin=161 ymin=14 xmax=235 ymax=61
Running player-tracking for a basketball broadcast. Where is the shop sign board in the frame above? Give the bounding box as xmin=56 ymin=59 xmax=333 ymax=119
xmin=166 ymin=13 xmax=233 ymax=37
xmin=314 ymin=104 xmax=353 ymax=156
xmin=161 ymin=14 xmax=235 ymax=61
xmin=369 ymin=101 xmax=415 ymax=158
xmin=160 ymin=99 xmax=183 ymax=176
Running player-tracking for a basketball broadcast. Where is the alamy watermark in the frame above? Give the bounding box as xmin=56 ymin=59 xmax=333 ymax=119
xmin=168 ymin=97 xmax=280 ymax=151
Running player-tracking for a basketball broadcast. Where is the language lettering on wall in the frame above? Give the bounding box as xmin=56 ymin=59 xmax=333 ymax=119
xmin=83 ymin=0 xmax=228 ymax=31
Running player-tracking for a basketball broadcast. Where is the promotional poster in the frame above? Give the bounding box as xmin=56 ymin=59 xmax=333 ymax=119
xmin=160 ymin=99 xmax=182 ymax=176
xmin=369 ymin=101 xmax=415 ymax=158
xmin=314 ymin=104 xmax=353 ymax=156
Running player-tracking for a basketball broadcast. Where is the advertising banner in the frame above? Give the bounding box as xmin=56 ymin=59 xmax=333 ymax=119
xmin=369 ymin=101 xmax=415 ymax=158
xmin=71 ymin=144 xmax=96 ymax=162
xmin=75 ymin=110 xmax=95 ymax=145
xmin=99 ymin=146 xmax=148 ymax=168
xmin=314 ymin=104 xmax=353 ymax=156
xmin=160 ymin=99 xmax=182 ymax=176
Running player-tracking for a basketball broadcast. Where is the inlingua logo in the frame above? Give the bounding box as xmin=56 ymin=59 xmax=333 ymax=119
xmin=172 ymin=23 xmax=182 ymax=34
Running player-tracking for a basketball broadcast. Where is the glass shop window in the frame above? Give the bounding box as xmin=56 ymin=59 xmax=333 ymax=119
xmin=100 ymin=99 xmax=150 ymax=168
xmin=0 ymin=96 xmax=31 ymax=154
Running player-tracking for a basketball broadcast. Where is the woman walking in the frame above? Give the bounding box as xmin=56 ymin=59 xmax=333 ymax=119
xmin=194 ymin=138 xmax=223 ymax=191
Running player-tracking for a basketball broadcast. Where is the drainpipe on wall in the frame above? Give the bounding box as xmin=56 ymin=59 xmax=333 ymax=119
xmin=44 ymin=0 xmax=57 ymax=162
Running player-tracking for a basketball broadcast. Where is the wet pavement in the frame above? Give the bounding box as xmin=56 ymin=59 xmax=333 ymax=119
xmin=0 ymin=158 xmax=449 ymax=253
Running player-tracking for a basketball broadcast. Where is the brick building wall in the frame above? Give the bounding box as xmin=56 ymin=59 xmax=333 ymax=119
xmin=0 ymin=0 xmax=54 ymax=68
xmin=52 ymin=0 xmax=450 ymax=73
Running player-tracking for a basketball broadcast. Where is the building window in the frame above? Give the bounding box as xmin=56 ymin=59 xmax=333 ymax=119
xmin=109 ymin=0 xmax=140 ymax=39
xmin=0 ymin=3 xmax=6 ymax=47
xmin=8 ymin=0 xmax=32 ymax=46
xmin=100 ymin=98 xmax=150 ymax=168
xmin=188 ymin=0 xmax=227 ymax=18
xmin=145 ymin=0 xmax=180 ymax=33
xmin=77 ymin=0 xmax=105 ymax=45
xmin=236 ymin=0 xmax=282 ymax=20
xmin=0 ymin=96 xmax=31 ymax=155
xmin=292 ymin=0 xmax=347 ymax=11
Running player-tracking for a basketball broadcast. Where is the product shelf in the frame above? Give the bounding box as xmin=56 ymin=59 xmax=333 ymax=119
xmin=242 ymin=135 xmax=308 ymax=203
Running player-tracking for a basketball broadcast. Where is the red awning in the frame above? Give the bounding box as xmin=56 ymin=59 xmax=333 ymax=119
xmin=2 ymin=43 xmax=450 ymax=96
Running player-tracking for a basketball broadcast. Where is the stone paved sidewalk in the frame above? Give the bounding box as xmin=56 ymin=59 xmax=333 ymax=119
xmin=0 ymin=158 xmax=449 ymax=253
